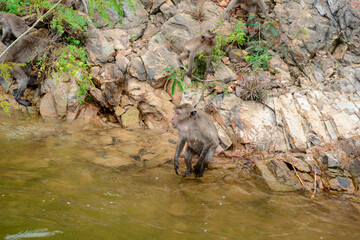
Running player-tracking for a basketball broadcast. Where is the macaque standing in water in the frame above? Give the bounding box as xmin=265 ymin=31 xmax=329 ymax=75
xmin=171 ymin=103 xmax=219 ymax=178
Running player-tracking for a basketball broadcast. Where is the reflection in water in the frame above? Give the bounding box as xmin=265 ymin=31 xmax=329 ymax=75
xmin=0 ymin=112 xmax=360 ymax=240
xmin=5 ymin=229 xmax=63 ymax=240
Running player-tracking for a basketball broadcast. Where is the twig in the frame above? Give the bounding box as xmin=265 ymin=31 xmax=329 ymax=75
xmin=311 ymin=170 xmax=317 ymax=199
xmin=0 ymin=0 xmax=62 ymax=60
xmin=292 ymin=165 xmax=304 ymax=187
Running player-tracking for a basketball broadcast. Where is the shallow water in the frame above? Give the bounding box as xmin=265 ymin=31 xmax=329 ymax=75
xmin=0 ymin=111 xmax=360 ymax=240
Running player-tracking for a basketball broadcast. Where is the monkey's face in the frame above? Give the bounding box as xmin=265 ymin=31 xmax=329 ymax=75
xmin=171 ymin=104 xmax=196 ymax=130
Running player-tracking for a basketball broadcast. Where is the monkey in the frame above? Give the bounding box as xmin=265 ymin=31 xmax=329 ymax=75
xmin=171 ymin=103 xmax=219 ymax=178
xmin=0 ymin=28 xmax=49 ymax=106
xmin=0 ymin=13 xmax=33 ymax=46
xmin=225 ymin=0 xmax=268 ymax=21
xmin=177 ymin=30 xmax=217 ymax=78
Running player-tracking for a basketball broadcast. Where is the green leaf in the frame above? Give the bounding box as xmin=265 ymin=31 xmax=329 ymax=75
xmin=269 ymin=24 xmax=278 ymax=37
xmin=171 ymin=81 xmax=176 ymax=95
xmin=176 ymin=81 xmax=184 ymax=92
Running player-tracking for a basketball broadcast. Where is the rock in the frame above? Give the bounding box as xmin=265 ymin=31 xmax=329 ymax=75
xmin=102 ymin=29 xmax=130 ymax=51
xmin=125 ymin=77 xmax=154 ymax=101
xmin=332 ymin=43 xmax=348 ymax=61
xmin=86 ymin=26 xmax=115 ymax=64
xmin=256 ymin=158 xmax=303 ymax=191
xmin=116 ymin=57 xmax=130 ymax=73
xmin=328 ymin=177 xmax=355 ymax=193
xmin=115 ymin=0 xmax=149 ymax=40
xmin=121 ymin=107 xmax=140 ymax=128
xmin=76 ymin=104 xmax=100 ymax=123
xmin=274 ymin=94 xmax=307 ymax=151
xmin=284 ymin=155 xmax=311 ymax=172
xmin=229 ymin=101 xmax=287 ymax=152
xmin=40 ymin=92 xmax=57 ymax=120
xmin=89 ymin=87 xmax=106 ymax=106
xmin=269 ymin=55 xmax=289 ymax=73
xmin=229 ymin=48 xmax=246 ymax=63
xmin=128 ymin=57 xmax=147 ymax=81
xmin=165 ymin=79 xmax=182 ymax=105
xmin=214 ymin=122 xmax=233 ymax=150
xmin=141 ymin=46 xmax=179 ymax=88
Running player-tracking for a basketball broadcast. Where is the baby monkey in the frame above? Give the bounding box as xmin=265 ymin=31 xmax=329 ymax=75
xmin=171 ymin=103 xmax=219 ymax=178
xmin=177 ymin=30 xmax=217 ymax=77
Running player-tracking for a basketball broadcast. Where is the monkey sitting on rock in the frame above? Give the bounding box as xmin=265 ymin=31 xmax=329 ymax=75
xmin=171 ymin=103 xmax=219 ymax=178
xmin=177 ymin=29 xmax=217 ymax=78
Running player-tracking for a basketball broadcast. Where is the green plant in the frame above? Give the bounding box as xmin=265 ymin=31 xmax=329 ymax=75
xmin=244 ymin=40 xmax=271 ymax=71
xmin=163 ymin=65 xmax=184 ymax=95
xmin=52 ymin=44 xmax=93 ymax=103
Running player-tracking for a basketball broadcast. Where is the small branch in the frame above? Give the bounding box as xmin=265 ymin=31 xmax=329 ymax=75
xmin=292 ymin=165 xmax=304 ymax=187
xmin=0 ymin=0 xmax=62 ymax=61
xmin=311 ymin=170 xmax=317 ymax=199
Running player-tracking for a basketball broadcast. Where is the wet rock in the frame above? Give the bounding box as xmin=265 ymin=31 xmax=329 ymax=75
xmin=328 ymin=177 xmax=355 ymax=193
xmin=256 ymin=158 xmax=303 ymax=192
xmin=121 ymin=107 xmax=141 ymax=129
xmin=40 ymin=92 xmax=57 ymax=120
xmin=76 ymin=104 xmax=100 ymax=123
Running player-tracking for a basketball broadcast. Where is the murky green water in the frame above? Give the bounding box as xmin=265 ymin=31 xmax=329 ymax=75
xmin=0 ymin=111 xmax=360 ymax=240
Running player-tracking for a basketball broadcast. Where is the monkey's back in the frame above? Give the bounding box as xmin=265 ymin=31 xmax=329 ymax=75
xmin=186 ymin=109 xmax=219 ymax=154
xmin=1 ymin=13 xmax=30 ymax=37
xmin=2 ymin=33 xmax=49 ymax=63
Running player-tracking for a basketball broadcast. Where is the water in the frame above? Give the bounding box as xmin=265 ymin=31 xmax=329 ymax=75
xmin=0 ymin=111 xmax=360 ymax=240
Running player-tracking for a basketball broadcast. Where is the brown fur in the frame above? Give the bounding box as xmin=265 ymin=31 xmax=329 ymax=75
xmin=0 ymin=13 xmax=34 ymax=46
xmin=171 ymin=103 xmax=219 ymax=177
xmin=177 ymin=30 xmax=217 ymax=77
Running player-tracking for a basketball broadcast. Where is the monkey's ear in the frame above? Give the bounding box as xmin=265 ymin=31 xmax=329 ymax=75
xmin=190 ymin=110 xmax=197 ymax=118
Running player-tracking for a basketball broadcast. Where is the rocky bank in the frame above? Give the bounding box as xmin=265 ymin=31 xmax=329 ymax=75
xmin=2 ymin=0 xmax=360 ymax=197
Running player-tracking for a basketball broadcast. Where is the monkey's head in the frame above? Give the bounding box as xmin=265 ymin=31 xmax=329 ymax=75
xmin=201 ymin=30 xmax=216 ymax=46
xmin=171 ymin=103 xmax=197 ymax=130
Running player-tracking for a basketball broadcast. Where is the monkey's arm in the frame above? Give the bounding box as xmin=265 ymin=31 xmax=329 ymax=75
xmin=225 ymin=0 xmax=241 ymax=13
xmin=258 ymin=0 xmax=268 ymax=16
xmin=174 ymin=137 xmax=186 ymax=175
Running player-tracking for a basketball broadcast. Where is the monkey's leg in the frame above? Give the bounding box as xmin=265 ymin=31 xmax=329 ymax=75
xmin=205 ymin=57 xmax=215 ymax=75
xmin=186 ymin=51 xmax=197 ymax=77
xmin=12 ymin=66 xmax=31 ymax=106
xmin=193 ymin=144 xmax=212 ymax=177
xmin=225 ymin=0 xmax=241 ymax=20
xmin=177 ymin=50 xmax=189 ymax=70
xmin=198 ymin=147 xmax=216 ymax=178
xmin=183 ymin=146 xmax=195 ymax=177
xmin=174 ymin=138 xmax=186 ymax=175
